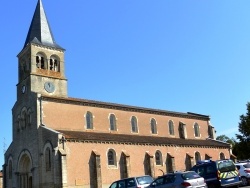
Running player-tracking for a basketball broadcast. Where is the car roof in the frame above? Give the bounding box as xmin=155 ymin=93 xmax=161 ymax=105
xmin=236 ymin=163 xmax=250 ymax=166
xmin=159 ymin=171 xmax=196 ymax=176
xmin=237 ymin=160 xmax=250 ymax=163
xmin=236 ymin=162 xmax=249 ymax=165
xmin=195 ymin=159 xmax=233 ymax=166
xmin=113 ymin=175 xmax=152 ymax=182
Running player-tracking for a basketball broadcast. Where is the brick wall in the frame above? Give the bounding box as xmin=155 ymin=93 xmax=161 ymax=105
xmin=64 ymin=142 xmax=229 ymax=188
xmin=0 ymin=171 xmax=3 ymax=188
xmin=42 ymin=100 xmax=210 ymax=140
xmin=39 ymin=98 xmax=227 ymax=188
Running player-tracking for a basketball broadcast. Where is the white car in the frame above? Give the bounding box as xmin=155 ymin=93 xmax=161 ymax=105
xmin=235 ymin=162 xmax=250 ymax=186
xmin=148 ymin=171 xmax=207 ymax=188
xmin=109 ymin=175 xmax=154 ymax=188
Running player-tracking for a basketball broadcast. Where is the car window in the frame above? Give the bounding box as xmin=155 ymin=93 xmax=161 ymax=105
xmin=217 ymin=160 xmax=235 ymax=172
xmin=196 ymin=166 xmax=205 ymax=176
xmin=243 ymin=164 xmax=250 ymax=168
xmin=182 ymin=172 xmax=201 ymax=180
xmin=110 ymin=182 xmax=118 ymax=188
xmin=236 ymin=165 xmax=240 ymax=170
xmin=126 ymin=178 xmax=136 ymax=188
xmin=136 ymin=176 xmax=153 ymax=185
xmin=118 ymin=180 xmax=126 ymax=188
xmin=206 ymin=165 xmax=216 ymax=174
xmin=165 ymin=175 xmax=176 ymax=183
xmin=153 ymin=176 xmax=165 ymax=186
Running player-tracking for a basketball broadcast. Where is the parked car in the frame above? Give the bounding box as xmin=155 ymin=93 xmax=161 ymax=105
xmin=148 ymin=171 xmax=207 ymax=188
xmin=190 ymin=159 xmax=241 ymax=188
xmin=109 ymin=175 xmax=154 ymax=188
xmin=235 ymin=162 xmax=250 ymax=186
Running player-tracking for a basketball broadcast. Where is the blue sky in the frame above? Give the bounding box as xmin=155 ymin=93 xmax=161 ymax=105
xmin=1 ymin=0 xmax=250 ymax=165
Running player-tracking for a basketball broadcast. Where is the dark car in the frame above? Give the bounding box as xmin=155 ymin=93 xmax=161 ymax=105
xmin=109 ymin=175 xmax=154 ymax=188
xmin=148 ymin=171 xmax=207 ymax=188
xmin=190 ymin=159 xmax=241 ymax=188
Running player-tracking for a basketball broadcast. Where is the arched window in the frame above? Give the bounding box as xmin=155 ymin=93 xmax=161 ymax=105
xmin=27 ymin=108 xmax=32 ymax=126
xmin=220 ymin=152 xmax=225 ymax=160
xmin=155 ymin=150 xmax=163 ymax=165
xmin=131 ymin=116 xmax=138 ymax=133
xmin=8 ymin=160 xmax=12 ymax=179
xmin=194 ymin=123 xmax=200 ymax=137
xmin=179 ymin=122 xmax=187 ymax=139
xmin=36 ymin=53 xmax=46 ymax=69
xmin=208 ymin=125 xmax=215 ymax=139
xmin=17 ymin=115 xmax=21 ymax=132
xmin=86 ymin=111 xmax=93 ymax=129
xmin=49 ymin=55 xmax=60 ymax=72
xmin=110 ymin=114 xmax=117 ymax=131
xmin=21 ymin=107 xmax=28 ymax=129
xmin=195 ymin=152 xmax=201 ymax=164
xmin=45 ymin=147 xmax=51 ymax=171
xmin=107 ymin=149 xmax=116 ymax=166
xmin=168 ymin=120 xmax=175 ymax=135
xmin=151 ymin=118 xmax=157 ymax=134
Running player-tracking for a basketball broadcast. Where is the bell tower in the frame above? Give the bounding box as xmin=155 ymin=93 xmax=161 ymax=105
xmin=17 ymin=0 xmax=67 ymax=99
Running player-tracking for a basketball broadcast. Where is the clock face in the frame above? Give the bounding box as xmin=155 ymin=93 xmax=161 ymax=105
xmin=44 ymin=82 xmax=55 ymax=93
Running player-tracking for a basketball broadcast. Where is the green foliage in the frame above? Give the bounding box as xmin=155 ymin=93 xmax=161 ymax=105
xmin=216 ymin=135 xmax=236 ymax=147
xmin=235 ymin=102 xmax=250 ymax=160
xmin=232 ymin=142 xmax=249 ymax=159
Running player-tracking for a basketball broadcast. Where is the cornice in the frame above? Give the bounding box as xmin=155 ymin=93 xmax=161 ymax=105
xmin=31 ymin=43 xmax=65 ymax=52
xmin=64 ymin=138 xmax=229 ymax=149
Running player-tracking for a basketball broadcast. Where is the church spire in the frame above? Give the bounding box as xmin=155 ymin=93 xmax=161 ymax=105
xmin=23 ymin=0 xmax=63 ymax=50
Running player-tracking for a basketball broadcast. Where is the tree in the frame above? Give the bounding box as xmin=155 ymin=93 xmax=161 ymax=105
xmin=235 ymin=102 xmax=250 ymax=159
xmin=216 ymin=135 xmax=236 ymax=148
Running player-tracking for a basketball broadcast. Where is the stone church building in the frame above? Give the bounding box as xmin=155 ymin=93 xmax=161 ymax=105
xmin=4 ymin=0 xmax=232 ymax=187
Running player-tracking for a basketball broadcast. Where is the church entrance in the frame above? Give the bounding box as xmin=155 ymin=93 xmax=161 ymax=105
xmin=18 ymin=153 xmax=33 ymax=188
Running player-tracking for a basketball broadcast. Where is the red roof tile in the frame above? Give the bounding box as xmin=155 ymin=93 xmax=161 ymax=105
xmin=57 ymin=130 xmax=229 ymax=148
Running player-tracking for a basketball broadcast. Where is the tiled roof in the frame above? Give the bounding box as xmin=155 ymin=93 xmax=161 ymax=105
xmin=0 ymin=171 xmax=2 ymax=177
xmin=57 ymin=130 xmax=229 ymax=148
xmin=41 ymin=95 xmax=210 ymax=121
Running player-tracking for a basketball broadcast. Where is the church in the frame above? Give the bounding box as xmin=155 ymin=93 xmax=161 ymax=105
xmin=3 ymin=0 xmax=232 ymax=188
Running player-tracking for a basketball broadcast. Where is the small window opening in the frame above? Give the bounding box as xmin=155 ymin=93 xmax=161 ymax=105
xmin=155 ymin=151 xmax=162 ymax=165
xmin=49 ymin=57 xmax=60 ymax=72
xmin=45 ymin=148 xmax=51 ymax=171
xmin=131 ymin=116 xmax=138 ymax=133
xmin=108 ymin=149 xmax=116 ymax=166
xmin=9 ymin=160 xmax=12 ymax=179
xmin=110 ymin=114 xmax=117 ymax=131
xmin=36 ymin=55 xmax=46 ymax=69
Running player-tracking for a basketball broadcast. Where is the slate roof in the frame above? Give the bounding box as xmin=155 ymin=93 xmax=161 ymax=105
xmin=23 ymin=0 xmax=63 ymax=50
xmin=57 ymin=130 xmax=230 ymax=148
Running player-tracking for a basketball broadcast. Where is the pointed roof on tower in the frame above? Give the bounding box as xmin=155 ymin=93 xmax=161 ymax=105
xmin=23 ymin=0 xmax=64 ymax=50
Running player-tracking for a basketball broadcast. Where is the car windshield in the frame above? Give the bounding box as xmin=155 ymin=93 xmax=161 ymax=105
xmin=244 ymin=163 xmax=250 ymax=168
xmin=181 ymin=172 xmax=201 ymax=180
xmin=136 ymin=176 xmax=153 ymax=185
xmin=217 ymin=160 xmax=236 ymax=172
